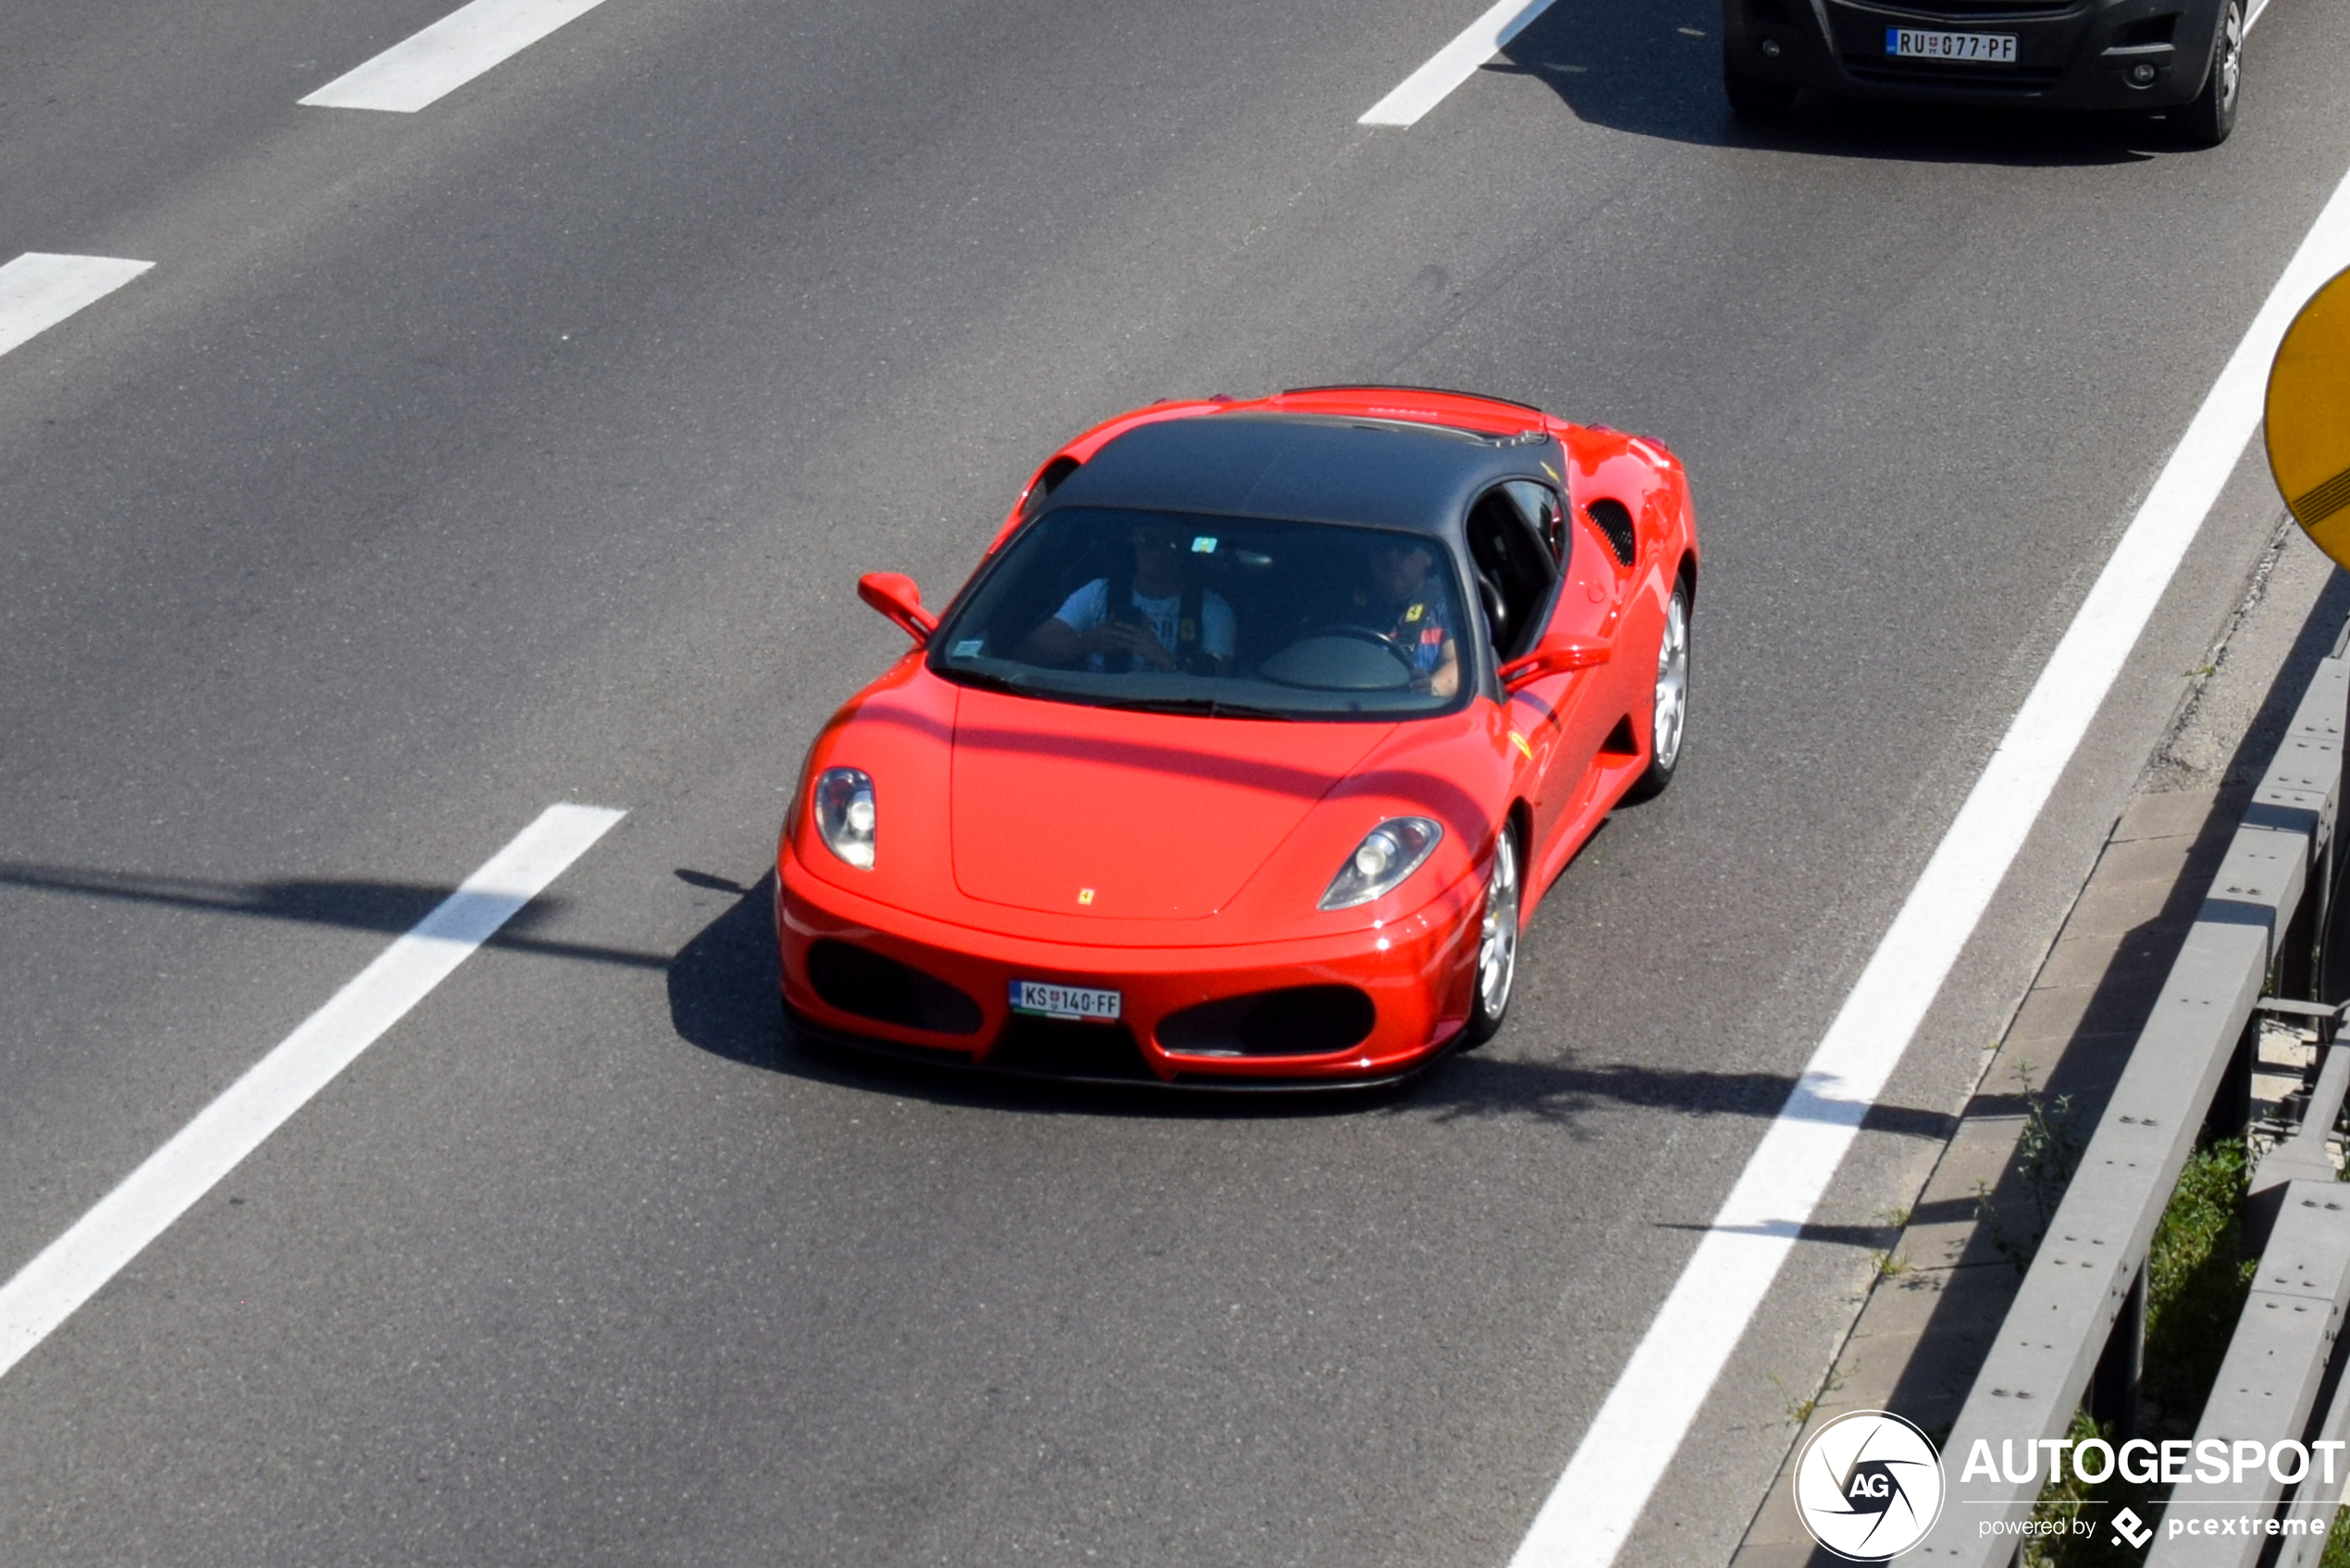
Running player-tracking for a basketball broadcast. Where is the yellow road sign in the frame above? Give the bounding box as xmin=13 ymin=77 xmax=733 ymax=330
xmin=2268 ymin=265 xmax=2350 ymax=566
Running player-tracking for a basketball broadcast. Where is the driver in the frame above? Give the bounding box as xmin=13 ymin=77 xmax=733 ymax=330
xmin=1338 ymin=537 xmax=1460 ymax=697
xmin=1015 ymin=520 xmax=1236 ymax=674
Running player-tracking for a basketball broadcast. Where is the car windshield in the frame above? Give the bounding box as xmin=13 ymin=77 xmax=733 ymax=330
xmin=928 ymin=507 xmax=1473 ymax=719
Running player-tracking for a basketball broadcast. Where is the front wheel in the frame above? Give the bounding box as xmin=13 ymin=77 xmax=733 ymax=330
xmin=2171 ymin=0 xmax=2242 ymax=148
xmin=1626 ymin=582 xmax=1690 ymax=802
xmin=1465 ymin=828 xmax=1522 ymax=1046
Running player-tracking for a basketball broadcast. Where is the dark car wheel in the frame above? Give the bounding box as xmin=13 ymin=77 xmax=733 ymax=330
xmin=1724 ymin=57 xmax=1797 ymax=119
xmin=2171 ymin=0 xmax=2243 ymax=148
xmin=1627 ymin=581 xmax=1691 ymax=802
xmin=1465 ymin=827 xmax=1522 ymax=1046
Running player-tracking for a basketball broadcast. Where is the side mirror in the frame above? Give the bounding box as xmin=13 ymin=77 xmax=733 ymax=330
xmin=858 ymin=572 xmax=938 ymax=646
xmin=1500 ymin=634 xmax=1611 ymax=691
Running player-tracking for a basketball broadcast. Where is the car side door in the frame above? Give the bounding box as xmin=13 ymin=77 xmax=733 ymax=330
xmin=1471 ymin=482 xmax=1592 ymax=864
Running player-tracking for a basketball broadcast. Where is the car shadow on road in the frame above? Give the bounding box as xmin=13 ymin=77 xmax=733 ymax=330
xmin=667 ymin=870 xmax=1395 ymax=1119
xmin=1489 ymin=0 xmax=2159 ymax=166
xmin=664 ymin=870 xmax=1956 ymax=1139
xmin=0 ymin=847 xmax=1960 ymax=1142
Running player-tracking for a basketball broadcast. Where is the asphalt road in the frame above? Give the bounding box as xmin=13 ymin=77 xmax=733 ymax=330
xmin=3 ymin=2 xmax=2347 ymax=1564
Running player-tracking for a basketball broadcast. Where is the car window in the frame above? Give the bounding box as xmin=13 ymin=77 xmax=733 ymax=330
xmin=929 ymin=507 xmax=1473 ymax=719
xmin=1501 ymin=479 xmax=1568 ymax=563
xmin=1020 ymin=456 xmax=1080 ymax=517
xmin=1464 ymin=486 xmax=1561 ymax=661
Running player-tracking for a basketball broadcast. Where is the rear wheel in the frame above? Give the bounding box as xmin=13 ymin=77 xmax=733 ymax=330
xmin=1627 ymin=582 xmax=1691 ymax=801
xmin=2171 ymin=0 xmax=2242 ymax=148
xmin=1725 ymin=57 xmax=1797 ymax=119
xmin=1465 ymin=828 xmax=1521 ymax=1046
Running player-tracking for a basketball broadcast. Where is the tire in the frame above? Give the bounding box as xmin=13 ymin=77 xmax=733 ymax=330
xmin=1724 ymin=58 xmax=1797 ymax=119
xmin=1465 ymin=826 xmax=1522 ymax=1046
xmin=1626 ymin=581 xmax=1691 ymax=802
xmin=2171 ymin=0 xmax=2242 ymax=148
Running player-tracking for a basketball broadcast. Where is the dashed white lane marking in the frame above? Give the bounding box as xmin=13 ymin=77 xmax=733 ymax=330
xmin=1360 ymin=0 xmax=1561 ymax=127
xmin=0 ymin=254 xmax=153 ymax=360
xmin=300 ymin=0 xmax=612 ymax=113
xmin=1507 ymin=167 xmax=2350 ymax=1567
xmin=0 ymin=803 xmax=624 ymax=1384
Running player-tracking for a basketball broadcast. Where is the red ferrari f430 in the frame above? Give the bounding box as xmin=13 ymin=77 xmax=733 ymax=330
xmin=775 ymin=387 xmax=1699 ymax=1086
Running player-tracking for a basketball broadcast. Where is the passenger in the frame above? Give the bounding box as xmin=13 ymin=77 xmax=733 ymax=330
xmin=1341 ymin=537 xmax=1460 ymax=698
xmin=1016 ymin=520 xmax=1236 ymax=674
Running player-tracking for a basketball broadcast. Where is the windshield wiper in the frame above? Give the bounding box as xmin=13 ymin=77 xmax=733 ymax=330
xmin=939 ymin=666 xmax=1032 ymax=696
xmin=1100 ymin=696 xmax=1297 ymax=721
xmin=941 ymin=670 xmax=1294 ymax=720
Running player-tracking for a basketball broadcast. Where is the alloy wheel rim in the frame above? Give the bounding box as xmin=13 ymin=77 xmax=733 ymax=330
xmin=1478 ymin=831 xmax=1520 ymax=1018
xmin=1651 ymin=591 xmax=1689 ymax=772
xmin=2219 ymin=4 xmax=2243 ymax=109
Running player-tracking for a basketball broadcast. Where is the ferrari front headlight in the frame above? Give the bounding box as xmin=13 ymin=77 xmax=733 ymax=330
xmin=813 ymin=768 xmax=877 ymax=870
xmin=1318 ymin=817 xmax=1441 ymax=910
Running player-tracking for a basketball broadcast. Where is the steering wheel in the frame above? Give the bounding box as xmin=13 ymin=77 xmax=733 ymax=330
xmin=1320 ymin=623 xmax=1419 ymax=676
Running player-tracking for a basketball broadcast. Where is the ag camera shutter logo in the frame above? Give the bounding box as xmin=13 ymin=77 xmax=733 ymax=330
xmin=1792 ymin=1410 xmax=1946 ymax=1561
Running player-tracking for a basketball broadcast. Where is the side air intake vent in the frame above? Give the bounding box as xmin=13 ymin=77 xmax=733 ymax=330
xmin=1588 ymin=499 xmax=1637 ymax=566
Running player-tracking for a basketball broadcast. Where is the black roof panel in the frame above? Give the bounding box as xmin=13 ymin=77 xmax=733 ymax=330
xmin=1045 ymin=412 xmax=1558 ymax=537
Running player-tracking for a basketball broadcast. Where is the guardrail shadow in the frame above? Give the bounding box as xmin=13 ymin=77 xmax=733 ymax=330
xmin=1490 ymin=0 xmax=2158 ymax=165
xmin=1408 ymin=1053 xmax=1958 ymax=1141
xmin=0 ymin=862 xmax=668 ymax=969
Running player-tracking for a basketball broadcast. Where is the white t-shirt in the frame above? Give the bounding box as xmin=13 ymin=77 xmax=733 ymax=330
xmin=1053 ymin=579 xmax=1236 ymax=666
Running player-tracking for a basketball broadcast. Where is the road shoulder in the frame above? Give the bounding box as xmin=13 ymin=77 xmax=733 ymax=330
xmin=1731 ymin=519 xmax=2348 ymax=1565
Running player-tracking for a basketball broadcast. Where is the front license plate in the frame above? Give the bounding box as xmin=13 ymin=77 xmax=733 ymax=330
xmin=1886 ymin=27 xmax=2017 ymax=63
xmin=1008 ymin=980 xmax=1123 ymax=1022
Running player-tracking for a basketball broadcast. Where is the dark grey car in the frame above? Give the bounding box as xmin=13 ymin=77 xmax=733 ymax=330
xmin=1721 ymin=0 xmax=2249 ymax=143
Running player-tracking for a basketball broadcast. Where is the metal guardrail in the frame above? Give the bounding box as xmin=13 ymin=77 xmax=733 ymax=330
xmin=2277 ymin=1279 xmax=2350 ymax=1568
xmin=2143 ymin=1179 xmax=2350 ymax=1566
xmin=1911 ymin=632 xmax=2350 ymax=1566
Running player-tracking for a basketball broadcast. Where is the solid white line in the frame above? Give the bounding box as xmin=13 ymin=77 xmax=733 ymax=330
xmin=1360 ymin=0 xmax=1561 ymax=127
xmin=0 ymin=803 xmax=624 ymax=1383
xmin=1508 ymin=168 xmax=2350 ymax=1568
xmin=0 ymin=254 xmax=153 ymax=360
xmin=300 ymin=0 xmax=612 ymax=113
